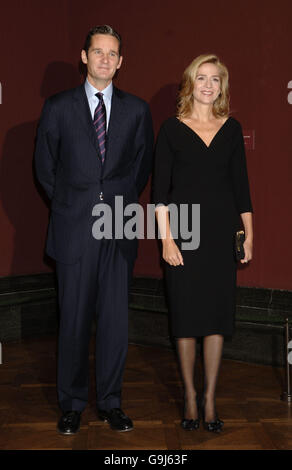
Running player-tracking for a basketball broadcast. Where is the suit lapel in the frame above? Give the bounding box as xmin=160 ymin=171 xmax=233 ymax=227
xmin=102 ymin=87 xmax=126 ymax=177
xmin=72 ymin=84 xmax=102 ymax=168
xmin=72 ymin=84 xmax=126 ymax=177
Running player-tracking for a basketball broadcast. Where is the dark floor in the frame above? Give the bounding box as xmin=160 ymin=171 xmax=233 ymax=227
xmin=0 ymin=335 xmax=292 ymax=450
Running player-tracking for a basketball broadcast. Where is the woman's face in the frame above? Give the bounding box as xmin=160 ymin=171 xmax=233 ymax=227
xmin=193 ymin=62 xmax=221 ymax=105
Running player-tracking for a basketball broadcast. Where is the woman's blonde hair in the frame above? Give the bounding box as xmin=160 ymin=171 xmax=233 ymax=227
xmin=177 ymin=54 xmax=230 ymax=119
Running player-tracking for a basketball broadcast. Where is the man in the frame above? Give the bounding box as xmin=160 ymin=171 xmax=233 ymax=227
xmin=35 ymin=25 xmax=153 ymax=435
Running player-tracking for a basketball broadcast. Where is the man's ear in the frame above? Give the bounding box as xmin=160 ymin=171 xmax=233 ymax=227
xmin=81 ymin=50 xmax=88 ymax=65
xmin=117 ymin=55 xmax=123 ymax=70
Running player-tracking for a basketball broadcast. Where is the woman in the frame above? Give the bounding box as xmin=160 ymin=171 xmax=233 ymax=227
xmin=153 ymin=54 xmax=253 ymax=433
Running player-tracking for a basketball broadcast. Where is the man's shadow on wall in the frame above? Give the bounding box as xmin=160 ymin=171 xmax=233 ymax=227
xmin=149 ymin=83 xmax=179 ymax=135
xmin=0 ymin=62 xmax=83 ymax=276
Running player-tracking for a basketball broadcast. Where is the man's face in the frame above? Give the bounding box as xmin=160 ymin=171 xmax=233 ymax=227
xmin=81 ymin=34 xmax=123 ymax=88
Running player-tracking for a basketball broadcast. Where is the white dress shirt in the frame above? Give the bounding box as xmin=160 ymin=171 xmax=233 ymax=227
xmin=84 ymin=78 xmax=113 ymax=131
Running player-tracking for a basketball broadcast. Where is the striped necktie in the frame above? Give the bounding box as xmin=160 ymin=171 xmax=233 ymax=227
xmin=93 ymin=92 xmax=106 ymax=164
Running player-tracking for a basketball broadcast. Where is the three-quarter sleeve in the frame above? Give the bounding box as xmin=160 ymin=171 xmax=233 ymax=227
xmin=229 ymin=122 xmax=253 ymax=214
xmin=152 ymin=123 xmax=174 ymax=206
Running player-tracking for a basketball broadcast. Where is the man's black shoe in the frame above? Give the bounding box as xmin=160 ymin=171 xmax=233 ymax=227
xmin=57 ymin=411 xmax=81 ymax=435
xmin=98 ymin=408 xmax=133 ymax=432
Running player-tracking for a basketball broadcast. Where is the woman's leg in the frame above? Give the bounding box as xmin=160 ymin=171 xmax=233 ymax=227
xmin=176 ymin=337 xmax=198 ymax=419
xmin=202 ymin=334 xmax=224 ymax=422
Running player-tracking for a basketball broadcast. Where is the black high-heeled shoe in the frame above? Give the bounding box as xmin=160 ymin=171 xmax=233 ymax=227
xmin=201 ymin=398 xmax=224 ymax=433
xmin=181 ymin=397 xmax=200 ymax=430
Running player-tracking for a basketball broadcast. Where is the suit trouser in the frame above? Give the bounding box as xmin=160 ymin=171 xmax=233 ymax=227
xmin=56 ymin=236 xmax=130 ymax=412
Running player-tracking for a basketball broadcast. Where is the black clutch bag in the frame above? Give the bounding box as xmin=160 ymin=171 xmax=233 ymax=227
xmin=235 ymin=230 xmax=245 ymax=261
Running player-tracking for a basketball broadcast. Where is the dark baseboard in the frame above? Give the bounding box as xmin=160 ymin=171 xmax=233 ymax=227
xmin=0 ymin=273 xmax=291 ymax=366
xmin=128 ymin=277 xmax=292 ymax=367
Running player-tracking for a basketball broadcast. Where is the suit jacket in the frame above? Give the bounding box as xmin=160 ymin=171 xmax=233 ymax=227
xmin=34 ymin=83 xmax=154 ymax=264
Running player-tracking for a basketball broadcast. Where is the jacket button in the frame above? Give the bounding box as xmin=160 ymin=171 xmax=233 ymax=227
xmin=99 ymin=191 xmax=104 ymax=201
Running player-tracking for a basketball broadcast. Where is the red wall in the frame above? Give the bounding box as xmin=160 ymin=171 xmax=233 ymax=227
xmin=1 ymin=0 xmax=292 ymax=289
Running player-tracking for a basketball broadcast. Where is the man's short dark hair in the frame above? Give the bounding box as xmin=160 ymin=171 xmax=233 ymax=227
xmin=83 ymin=25 xmax=122 ymax=56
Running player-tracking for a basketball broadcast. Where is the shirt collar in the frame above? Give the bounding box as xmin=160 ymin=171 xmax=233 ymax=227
xmin=85 ymin=78 xmax=113 ymax=102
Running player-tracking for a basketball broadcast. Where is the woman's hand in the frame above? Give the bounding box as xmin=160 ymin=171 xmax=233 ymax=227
xmin=241 ymin=238 xmax=253 ymax=264
xmin=162 ymin=239 xmax=184 ymax=266
xmin=239 ymin=212 xmax=253 ymax=264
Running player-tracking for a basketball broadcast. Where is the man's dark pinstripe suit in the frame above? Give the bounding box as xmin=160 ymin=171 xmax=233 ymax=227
xmin=35 ymin=83 xmax=153 ymax=413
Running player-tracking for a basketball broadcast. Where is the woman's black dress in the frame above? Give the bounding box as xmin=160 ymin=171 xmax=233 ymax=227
xmin=152 ymin=116 xmax=253 ymax=337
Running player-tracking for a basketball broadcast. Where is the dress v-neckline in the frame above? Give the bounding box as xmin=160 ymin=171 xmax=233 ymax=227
xmin=177 ymin=116 xmax=231 ymax=149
